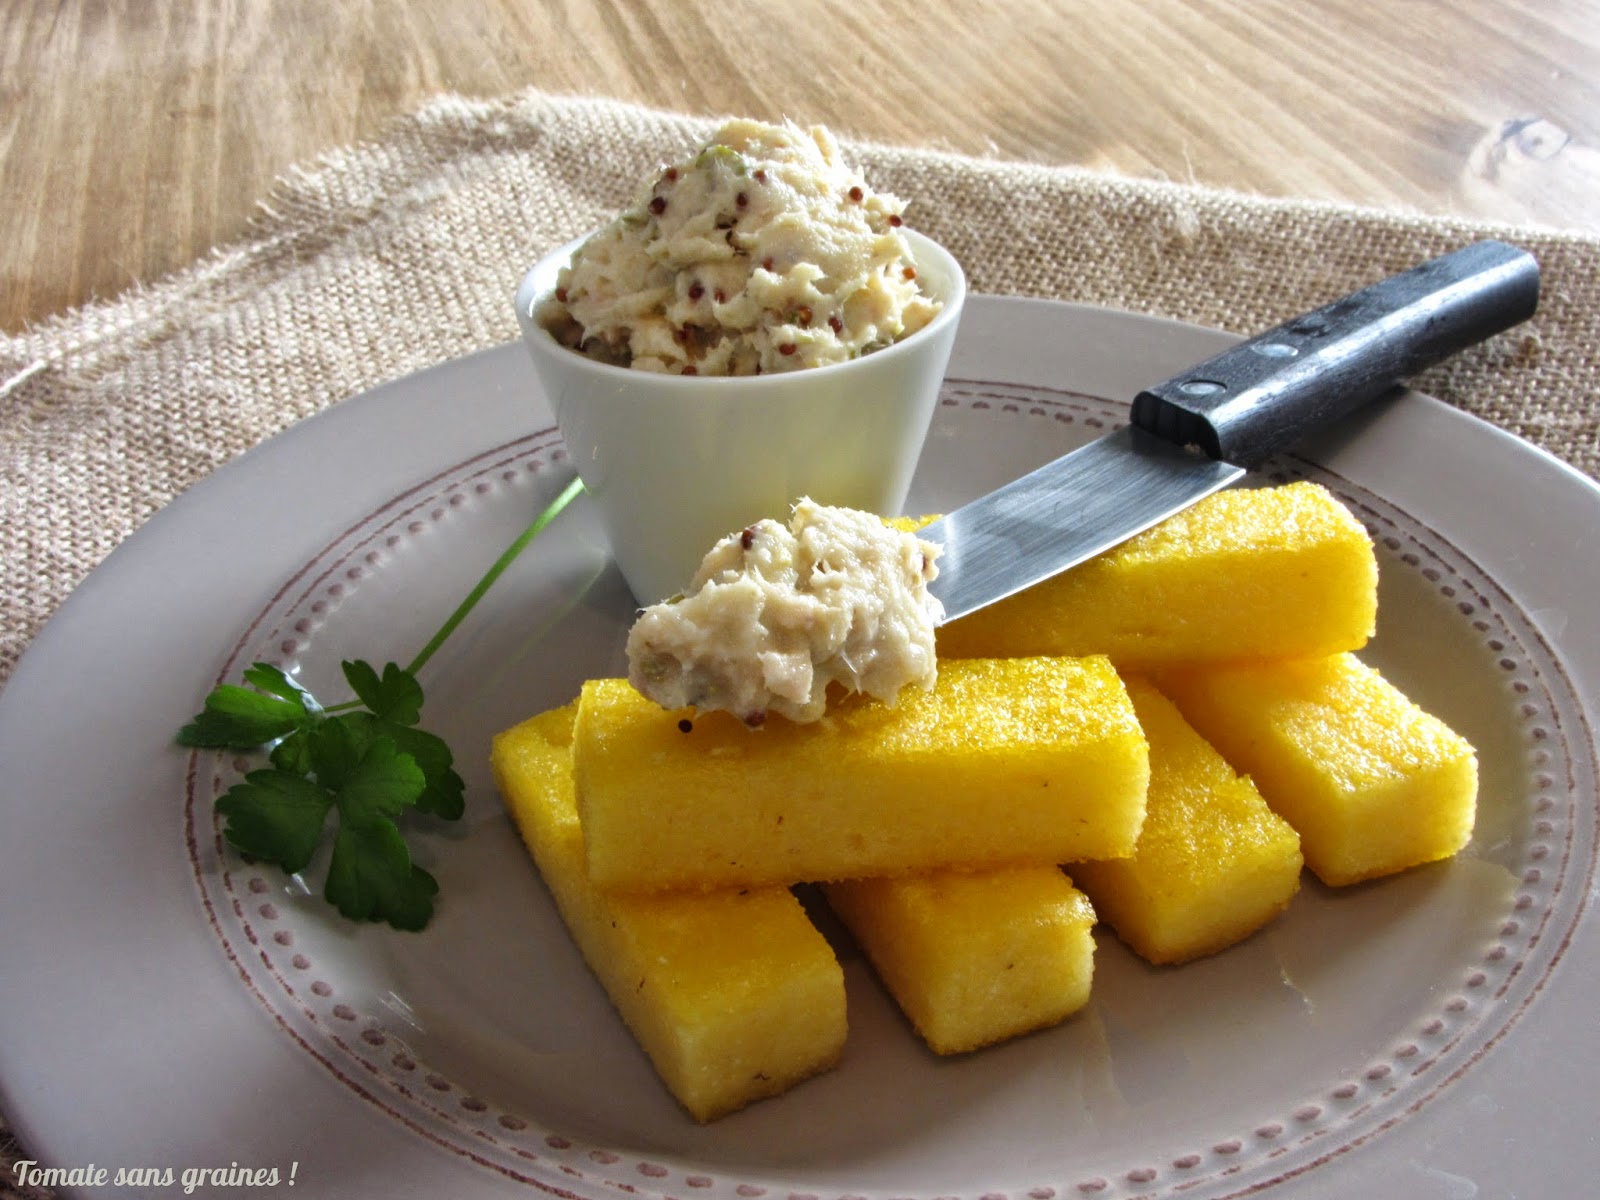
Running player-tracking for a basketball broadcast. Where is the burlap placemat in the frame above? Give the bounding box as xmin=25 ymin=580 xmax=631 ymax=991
xmin=2 ymin=87 xmax=1597 ymax=1193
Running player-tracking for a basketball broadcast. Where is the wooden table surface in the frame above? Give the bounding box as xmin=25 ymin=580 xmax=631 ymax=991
xmin=4 ymin=0 xmax=1599 ymax=335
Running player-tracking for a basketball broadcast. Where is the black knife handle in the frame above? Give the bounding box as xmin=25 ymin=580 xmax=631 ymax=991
xmin=1130 ymin=240 xmax=1540 ymax=467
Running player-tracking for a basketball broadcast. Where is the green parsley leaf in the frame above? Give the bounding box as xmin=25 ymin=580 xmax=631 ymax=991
xmin=392 ymin=727 xmax=465 ymax=821
xmin=179 ymin=475 xmax=585 ymax=931
xmin=215 ymin=769 xmax=335 ymax=874
xmin=304 ymin=714 xmax=368 ymax=790
xmin=335 ymin=736 xmax=426 ymax=825
xmin=242 ymin=662 xmax=318 ymax=707
xmin=343 ymin=713 xmax=465 ymax=820
xmin=177 ymin=682 xmax=313 ymax=749
xmin=325 ymin=818 xmax=439 ymax=930
xmin=342 ymin=660 xmax=424 ymax=726
xmin=268 ymin=726 xmax=315 ymax=776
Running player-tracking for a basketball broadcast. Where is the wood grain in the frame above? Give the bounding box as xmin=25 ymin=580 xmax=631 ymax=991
xmin=4 ymin=0 xmax=1598 ymax=333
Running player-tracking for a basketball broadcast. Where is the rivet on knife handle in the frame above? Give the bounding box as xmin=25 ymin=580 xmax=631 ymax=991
xmin=1129 ymin=240 xmax=1541 ymax=468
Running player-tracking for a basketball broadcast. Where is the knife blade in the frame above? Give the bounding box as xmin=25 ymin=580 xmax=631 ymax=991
xmin=923 ymin=239 xmax=1541 ymax=624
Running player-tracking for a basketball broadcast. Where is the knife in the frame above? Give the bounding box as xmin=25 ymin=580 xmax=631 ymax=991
xmin=923 ymin=239 xmax=1541 ymax=623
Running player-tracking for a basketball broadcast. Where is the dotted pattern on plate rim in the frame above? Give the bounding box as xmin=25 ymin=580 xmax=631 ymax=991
xmin=187 ymin=382 xmax=1597 ymax=1200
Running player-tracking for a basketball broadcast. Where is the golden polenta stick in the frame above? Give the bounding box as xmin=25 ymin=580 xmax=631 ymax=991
xmin=938 ymin=482 xmax=1377 ymax=669
xmin=491 ymin=704 xmax=846 ymax=1122
xmin=825 ymin=867 xmax=1096 ymax=1055
xmin=573 ymin=656 xmax=1150 ymax=893
xmin=1069 ymin=680 xmax=1303 ymax=964
xmin=1155 ymin=654 xmax=1477 ymax=887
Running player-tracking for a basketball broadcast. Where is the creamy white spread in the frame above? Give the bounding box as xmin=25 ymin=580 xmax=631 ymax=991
xmin=626 ymin=500 xmax=943 ymax=725
xmin=538 ymin=118 xmax=940 ymax=375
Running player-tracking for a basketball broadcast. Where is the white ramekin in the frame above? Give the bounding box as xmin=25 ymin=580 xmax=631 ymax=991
xmin=514 ymin=228 xmax=966 ymax=604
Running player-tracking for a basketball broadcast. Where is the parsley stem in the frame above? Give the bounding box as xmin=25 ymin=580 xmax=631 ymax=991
xmin=405 ymin=475 xmax=586 ymax=678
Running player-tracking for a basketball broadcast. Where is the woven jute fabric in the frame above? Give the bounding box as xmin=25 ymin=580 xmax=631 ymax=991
xmin=1 ymin=88 xmax=1597 ymax=1188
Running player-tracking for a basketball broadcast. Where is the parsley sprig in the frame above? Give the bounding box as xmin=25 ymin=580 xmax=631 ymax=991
xmin=179 ymin=475 xmax=584 ymax=930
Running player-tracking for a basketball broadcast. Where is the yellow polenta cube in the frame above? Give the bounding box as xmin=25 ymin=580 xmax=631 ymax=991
xmin=1155 ymin=654 xmax=1478 ymax=887
xmin=937 ymin=482 xmax=1377 ymax=669
xmin=491 ymin=704 xmax=847 ymax=1122
xmin=1069 ymin=680 xmax=1302 ymax=964
xmin=573 ymin=656 xmax=1150 ymax=893
xmin=825 ymin=867 xmax=1096 ymax=1055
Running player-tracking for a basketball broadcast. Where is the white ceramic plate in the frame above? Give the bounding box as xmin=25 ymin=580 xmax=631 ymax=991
xmin=2 ymin=297 xmax=1596 ymax=1200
